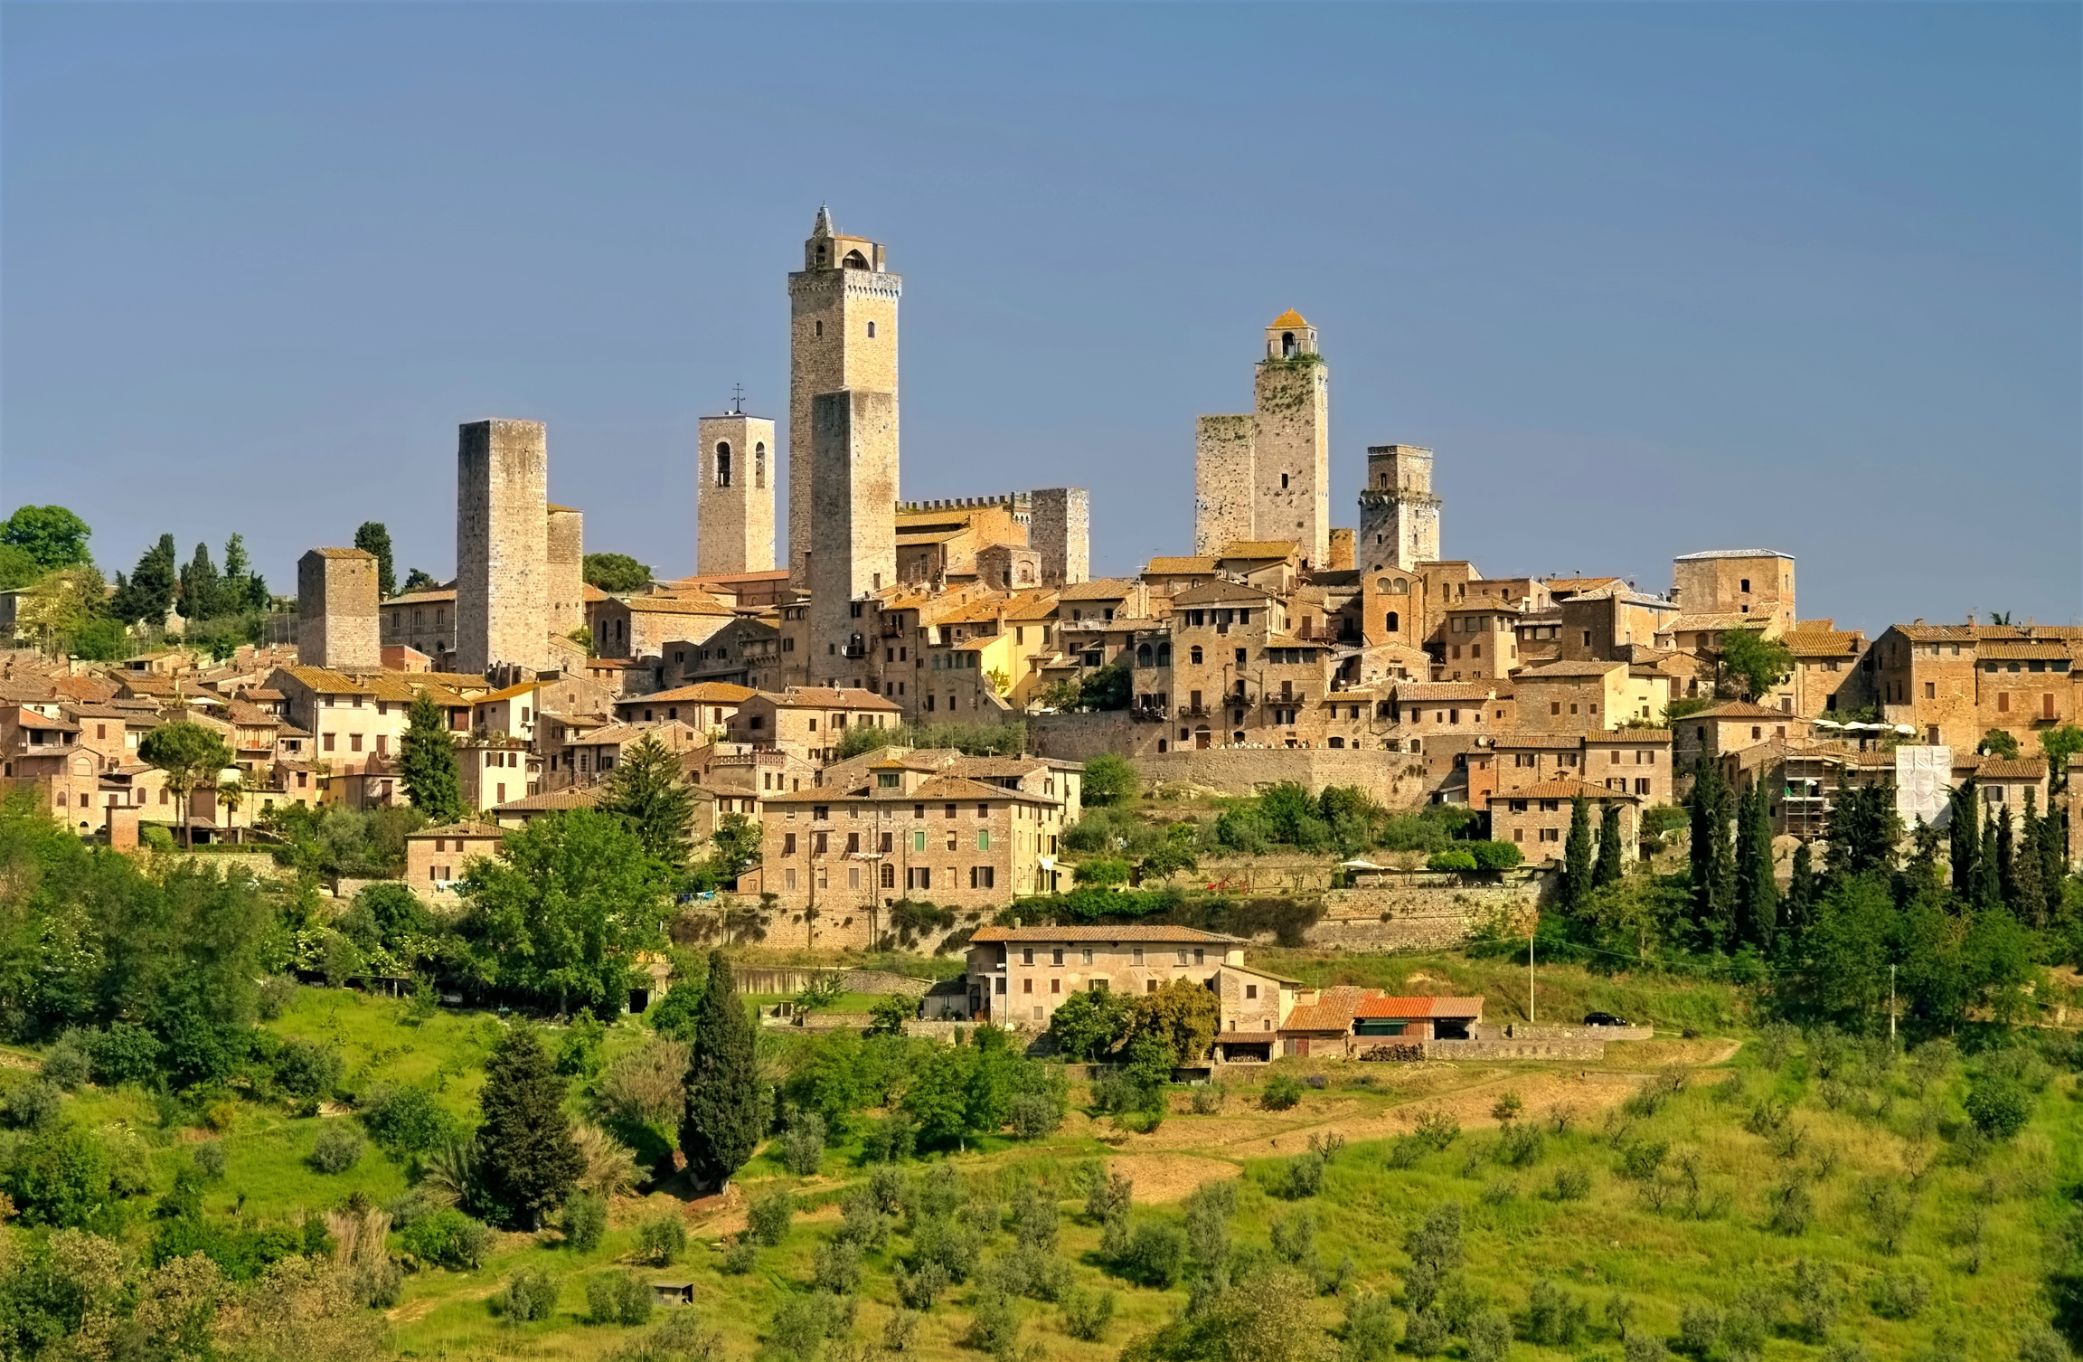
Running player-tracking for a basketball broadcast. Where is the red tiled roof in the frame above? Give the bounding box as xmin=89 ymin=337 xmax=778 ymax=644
xmin=969 ymin=925 xmax=1240 ymax=944
xmin=1280 ymin=985 xmax=1372 ymax=1033
xmin=1353 ymin=994 xmax=1485 ymax=1020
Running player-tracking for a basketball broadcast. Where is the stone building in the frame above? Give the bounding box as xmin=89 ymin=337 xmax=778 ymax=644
xmin=1489 ymin=779 xmax=1640 ymax=864
xmin=807 ymin=390 xmax=898 ymax=688
xmin=1670 ymin=549 xmax=1797 ymax=634
xmin=456 ymin=418 xmax=548 ymax=676
xmin=545 ymin=506 xmax=585 ymax=637
xmin=696 ymin=409 xmax=777 ymax=576
xmin=296 ymin=548 xmax=379 ymax=672
xmin=1357 ymin=444 xmax=1440 ymax=574
xmin=1028 ymin=487 xmax=1090 ymax=586
xmin=789 ymin=206 xmax=900 ymax=583
xmin=379 ymin=586 xmax=457 ymax=665
xmin=963 ymin=924 xmax=1243 ymax=1029
xmin=1193 ymin=311 xmax=1331 ymax=566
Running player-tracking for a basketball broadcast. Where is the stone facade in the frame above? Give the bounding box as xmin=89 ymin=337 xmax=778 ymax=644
xmin=455 ymin=418 xmax=548 ymax=675
xmin=1192 ymin=414 xmax=1255 ymax=555
xmin=1251 ymin=318 xmax=1331 ymax=568
xmin=1305 ymin=876 xmax=1542 ymax=951
xmin=1671 ymin=549 xmax=1797 ymax=632
xmin=807 ymin=390 xmax=898 ymax=687
xmin=788 ymin=207 xmax=900 ymax=582
xmin=1027 ymin=486 xmax=1090 ymax=586
xmin=1357 ymin=444 xmax=1440 ymax=574
xmin=696 ymin=412 xmax=777 ymax=575
xmin=296 ymin=548 xmax=379 ymax=671
xmin=545 ymin=506 xmax=585 ymax=637
xmin=1326 ymin=527 xmax=1355 ymax=572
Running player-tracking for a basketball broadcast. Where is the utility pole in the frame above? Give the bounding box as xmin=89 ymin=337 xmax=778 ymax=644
xmin=1889 ymin=963 xmax=1897 ymax=1042
xmin=1528 ymin=929 xmax=1536 ymax=1026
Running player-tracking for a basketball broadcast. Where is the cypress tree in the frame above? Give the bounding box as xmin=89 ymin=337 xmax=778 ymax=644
xmin=1947 ymin=779 xmax=1980 ymax=894
xmin=1785 ymin=840 xmax=1818 ymax=938
xmin=1996 ymin=803 xmax=2019 ymax=909
xmin=2015 ymin=791 xmax=2046 ymax=927
xmin=475 ymin=1024 xmax=582 ymax=1229
xmin=1973 ymin=806 xmax=2003 ymax=911
xmin=1737 ymin=782 xmax=1778 ymax=951
xmin=1594 ymin=800 xmax=1625 ymax=887
xmin=2035 ymin=803 xmax=2066 ymax=925
xmin=598 ymin=734 xmax=698 ymax=866
xmin=354 ymin=520 xmax=398 ymax=599
xmin=681 ymin=952 xmax=763 ymax=1192
xmin=1562 ymin=794 xmax=1595 ymax=912
xmin=1900 ymin=816 xmax=1943 ymax=908
xmin=398 ymin=692 xmax=464 ymax=824
xmin=116 ymin=533 xmax=178 ymax=624
xmin=178 ymin=542 xmax=222 ymax=621
xmin=1689 ymin=758 xmax=1735 ymax=944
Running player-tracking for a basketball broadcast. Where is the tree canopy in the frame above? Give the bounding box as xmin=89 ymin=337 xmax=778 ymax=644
xmin=0 ymin=506 xmax=92 ymax=573
xmin=679 ymin=952 xmax=762 ymax=1191
xmin=1716 ymin=629 xmax=1794 ymax=701
xmin=583 ymin=553 xmax=653 ymax=593
xmin=397 ymin=694 xmax=464 ymax=825
xmin=597 ymin=735 xmax=697 ymax=866
xmin=353 ymin=522 xmax=397 ymax=598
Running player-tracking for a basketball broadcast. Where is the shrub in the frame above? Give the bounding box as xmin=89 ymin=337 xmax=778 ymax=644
xmin=1497 ymin=1123 xmax=1545 ymax=1168
xmin=1427 ymin=849 xmax=1479 ymax=872
xmin=2 ymin=1081 xmax=62 ymax=1131
xmin=1466 ymin=1307 xmax=1513 ymax=1362
xmin=1274 ymin=1150 xmax=1327 ymax=1200
xmin=780 ymin=1111 xmax=825 ymax=1176
xmin=637 ymin=1212 xmax=685 ymax=1265
xmin=359 ymin=1083 xmax=452 ymax=1157
xmin=85 ymin=1023 xmax=162 ymax=1086
xmin=1467 ymin=840 xmax=1523 ymax=871
xmin=500 ymin=1266 xmax=559 ymax=1323
xmin=1061 ymin=1285 xmax=1116 ymax=1341
xmin=1009 ymin=1091 xmax=1062 ymax=1140
xmin=1120 ymin=1221 xmax=1188 ymax=1288
xmin=1677 ymin=1303 xmax=1720 ymax=1355
xmin=1869 ymin=1269 xmax=1930 ymax=1320
xmin=746 ymin=1189 xmax=793 ymax=1246
xmin=964 ymin=1281 xmax=1022 ymax=1355
xmin=812 ymin=1236 xmax=863 ymax=1295
xmin=897 ymin=1257 xmax=951 ymax=1310
xmin=585 ymin=1270 xmax=652 ymax=1327
xmin=274 ymin=1039 xmax=345 ymax=1102
xmin=40 ymin=1033 xmax=92 ymax=1090
xmin=1261 ymin=1073 xmax=1304 ymax=1110
xmin=1547 ymin=1165 xmax=1592 ymax=1202
xmin=1342 ymin=1291 xmax=1397 ymax=1362
xmin=1523 ymin=1280 xmax=1590 ymax=1347
xmin=1964 ymin=1070 xmax=2033 ymax=1142
xmin=1190 ymin=1083 xmax=1226 ymax=1115
xmin=882 ymin=1310 xmax=920 ymax=1354
xmin=563 ymin=1191 xmax=607 ymax=1251
xmin=720 ymin=1235 xmax=756 ymax=1275
xmin=192 ymin=1141 xmax=226 ymax=1181
xmin=309 ymin=1123 xmax=364 ymax=1174
xmin=1402 ymin=1306 xmax=1450 ymax=1355
xmin=400 ymin=1208 xmax=491 ymax=1269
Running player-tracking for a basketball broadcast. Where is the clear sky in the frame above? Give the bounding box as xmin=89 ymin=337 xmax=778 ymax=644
xmin=3 ymin=3 xmax=2078 ymax=631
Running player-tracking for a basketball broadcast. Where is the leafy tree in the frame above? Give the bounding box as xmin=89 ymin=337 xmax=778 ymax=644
xmin=1736 ymin=781 xmax=1778 ymax=951
xmin=178 ymin=542 xmax=222 ymax=621
xmin=1784 ymin=840 xmax=1818 ymax=937
xmin=1717 ymin=629 xmax=1794 ymax=701
xmin=0 ymin=544 xmax=37 ymax=592
xmin=1047 ymin=987 xmax=1131 ymax=1060
xmin=0 ymin=505 xmax=92 ymax=571
xmin=1826 ymin=782 xmax=1900 ymax=882
xmin=221 ymin=533 xmax=269 ymax=613
xmin=1777 ymin=874 xmax=1895 ymax=1031
xmin=696 ymin=812 xmax=761 ymax=888
xmin=5 ymin=1124 xmax=114 ymax=1228
xmin=584 ymin=553 xmax=653 ymax=593
xmin=398 ymin=693 xmax=464 ymax=824
xmin=679 ymin=952 xmax=762 ymax=1191
xmin=1562 ymin=795 xmax=1595 ymax=913
xmin=352 ymin=521 xmax=397 ymax=598
xmin=1595 ymin=801 xmax=1625 ymax=887
xmin=458 ymin=810 xmax=670 ymax=1016
xmin=2040 ymin=724 xmax=2083 ymax=786
xmin=401 ymin=567 xmax=439 ymax=593
xmin=113 ymin=534 xmax=178 ymax=625
xmin=138 ymin=721 xmax=233 ymax=849
xmin=14 ymin=566 xmax=114 ymax=657
xmin=598 ymin=735 xmax=698 ymax=866
xmin=474 ymin=1025 xmax=582 ymax=1229
xmin=1978 ymin=729 xmax=2021 ymax=759
xmin=1123 ymin=977 xmax=1220 ymax=1064
xmin=1083 ymin=754 xmax=1138 ymax=807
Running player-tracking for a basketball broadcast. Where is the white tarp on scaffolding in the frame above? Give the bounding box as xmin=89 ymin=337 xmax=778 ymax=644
xmin=1895 ymin=745 xmax=1952 ymax=829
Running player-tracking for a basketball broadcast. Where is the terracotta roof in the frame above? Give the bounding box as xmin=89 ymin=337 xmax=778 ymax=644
xmin=969 ymin=925 xmax=1241 ymax=944
xmin=1666 ymin=613 xmax=1766 ymax=634
xmin=306 ymin=547 xmax=375 ymax=561
xmin=622 ymin=594 xmax=735 ymax=617
xmin=1487 ymin=732 xmax=1587 ymax=750
xmin=1397 ymin=682 xmax=1495 ymax=702
xmin=618 ymin=682 xmax=756 ymax=706
xmin=408 ymin=821 xmax=505 ymax=839
xmin=1682 ymin=700 xmax=1800 ymax=722
xmin=1172 ymin=580 xmax=1276 ymax=607
xmin=493 ymin=786 xmax=604 ymax=813
xmin=1674 ymin=548 xmax=1792 ymax=561
xmin=760 ymin=687 xmax=902 ymax=711
xmin=474 ymin=680 xmax=543 ymax=704
xmin=1586 ymin=728 xmax=1671 ymax=743
xmin=1782 ymin=630 xmax=1862 ymax=656
xmin=568 ymin=720 xmax=700 ymax=749
xmin=1972 ymin=758 xmax=2048 ymax=781
xmin=1269 ymin=308 xmax=1310 ymax=328
xmin=1055 ymin=578 xmax=1136 ymax=601
xmin=1515 ymin=660 xmax=1625 ymax=679
xmin=1499 ymin=779 xmax=1639 ymax=801
xmin=768 ymin=773 xmax=1056 ymax=806
xmin=1893 ymin=623 xmax=1977 ymax=642
xmin=1977 ymin=641 xmax=2075 ymax=661
xmin=1219 ymin=540 xmax=1300 ymax=561
xmin=1353 ymin=994 xmax=1486 ymax=1020
xmin=382 ymin=588 xmax=456 ymax=605
xmin=1280 ymin=985 xmax=1372 ymax=1033
xmin=1543 ymin=576 xmax=1627 ymax=593
xmin=276 ymin=666 xmax=477 ymax=705
xmin=12 ymin=710 xmax=78 ymax=731
xmin=1143 ymin=556 xmax=1218 ymax=576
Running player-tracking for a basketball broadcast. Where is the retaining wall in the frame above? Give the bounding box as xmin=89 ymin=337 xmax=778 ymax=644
xmin=1423 ymin=1038 xmax=1605 ymax=1061
xmin=731 ymin=967 xmax=936 ymax=997
xmin=1299 ymin=872 xmax=1546 ymax=951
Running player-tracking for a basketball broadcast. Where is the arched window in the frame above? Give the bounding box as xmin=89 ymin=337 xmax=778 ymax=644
xmin=843 ymin=249 xmax=869 ymax=269
xmin=715 ymin=442 xmax=733 ymax=488
xmin=1190 ymin=646 xmax=1204 ymax=665
xmin=867 ymin=320 xmax=877 ymax=338
xmin=1386 ymin=611 xmax=1400 ymax=633
xmin=1376 ymin=578 xmax=1392 ymax=593
xmin=1282 ymin=331 xmax=1297 ymax=357
xmin=754 ymin=442 xmax=766 ymax=489
xmin=1136 ymin=644 xmax=1153 ymax=667
xmin=1157 ymin=643 xmax=1172 ymax=666
xmin=1392 ymin=578 xmax=1407 ymax=592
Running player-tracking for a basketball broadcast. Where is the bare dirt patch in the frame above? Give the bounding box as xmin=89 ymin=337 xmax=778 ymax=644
xmin=1100 ymin=1152 xmax=1243 ymax=1204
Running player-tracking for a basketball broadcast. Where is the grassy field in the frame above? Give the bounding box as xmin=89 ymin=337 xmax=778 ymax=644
xmin=8 ymin=956 xmax=2074 ymax=1361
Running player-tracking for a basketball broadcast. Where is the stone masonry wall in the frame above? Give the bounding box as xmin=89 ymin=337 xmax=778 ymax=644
xmin=296 ymin=548 xmax=379 ymax=671
xmin=789 ymin=266 xmax=901 ymax=581
xmin=545 ymin=507 xmax=585 ymax=636
xmin=1193 ymin=414 xmax=1255 ymax=555
xmin=1252 ymin=359 xmax=1330 ymax=567
xmin=456 ymin=419 xmax=548 ymax=675
xmin=1302 ymin=873 xmax=1544 ymax=951
xmin=1029 ymin=486 xmax=1090 ymax=587
xmin=808 ymin=390 xmax=898 ymax=687
xmin=697 ymin=414 xmax=778 ymax=576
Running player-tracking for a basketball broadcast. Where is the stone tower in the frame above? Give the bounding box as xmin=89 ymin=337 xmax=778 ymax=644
xmin=1193 ymin=310 xmax=1331 ymax=566
xmin=1028 ymin=486 xmax=1091 ymax=586
xmin=545 ymin=505 xmax=585 ymax=636
xmin=696 ymin=408 xmax=778 ymax=576
xmin=296 ymin=547 xmax=379 ymax=671
xmin=1357 ymin=444 xmax=1441 ymax=573
xmin=788 ymin=205 xmax=900 ymax=583
xmin=808 ymin=390 xmax=897 ymax=687
xmin=456 ymin=418 xmax=548 ymax=676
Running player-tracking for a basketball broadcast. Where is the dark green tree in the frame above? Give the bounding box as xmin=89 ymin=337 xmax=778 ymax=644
xmin=1996 ymin=805 xmax=2019 ymax=909
xmin=584 ymin=553 xmax=653 ymax=593
xmin=221 ymin=533 xmax=270 ymax=612
xmin=1594 ymin=801 xmax=1625 ymax=887
xmin=114 ymin=534 xmax=178 ymax=625
xmin=1688 ymin=759 xmax=1735 ymax=947
xmin=401 ymin=567 xmax=439 ymax=593
xmin=1977 ymin=729 xmax=2021 ymax=759
xmin=474 ymin=1025 xmax=582 ymax=1229
xmin=138 ymin=721 xmax=233 ymax=849
xmin=698 ymin=812 xmax=762 ymax=889
xmin=1826 ymin=782 xmax=1899 ymax=882
xmin=1736 ymin=781 xmax=1777 ymax=951
xmin=0 ymin=506 xmax=92 ymax=571
xmin=1784 ymin=840 xmax=1818 ymax=939
xmin=353 ymin=521 xmax=397 ymax=598
xmin=2015 ymin=792 xmax=2046 ymax=927
xmin=398 ymin=693 xmax=464 ymax=824
xmin=1561 ymin=795 xmax=1595 ymax=913
xmin=1717 ymin=629 xmax=1795 ymax=701
xmin=598 ymin=735 xmax=697 ymax=866
xmin=2040 ymin=724 xmax=2083 ymax=784
xmin=1973 ymin=806 xmax=2003 ymax=911
xmin=1898 ymin=816 xmax=1944 ymax=908
xmin=1083 ymin=754 xmax=1139 ymax=807
xmin=2032 ymin=798 xmax=2065 ymax=925
xmin=177 ymin=542 xmax=222 ymax=621
xmin=680 ymin=952 xmax=763 ymax=1192
xmin=1947 ymin=781 xmax=1981 ymax=897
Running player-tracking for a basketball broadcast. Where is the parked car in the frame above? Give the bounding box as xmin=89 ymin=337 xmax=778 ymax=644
xmin=1582 ymin=1011 xmax=1631 ymax=1027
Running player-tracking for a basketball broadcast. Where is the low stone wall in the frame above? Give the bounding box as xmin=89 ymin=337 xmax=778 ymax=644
xmin=732 ymin=967 xmax=936 ymax=997
xmin=171 ymin=849 xmax=294 ymax=882
xmin=1163 ymin=855 xmax=1337 ymax=895
xmin=1501 ymin=1023 xmax=1653 ymax=1043
xmin=1138 ymin=747 xmax=1430 ymax=805
xmin=671 ymin=900 xmax=982 ymax=956
xmin=1029 ymin=711 xmax=1156 ymax=761
xmin=1423 ymin=1038 xmax=1605 ymax=1061
xmin=1297 ymin=872 xmax=1545 ymax=952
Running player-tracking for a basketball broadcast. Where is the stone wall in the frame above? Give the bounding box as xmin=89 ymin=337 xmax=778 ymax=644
xmin=456 ymin=419 xmax=548 ymax=675
xmin=545 ymin=506 xmax=585 ymax=636
xmin=1423 ymin=1038 xmax=1605 ymax=1061
xmin=1028 ymin=486 xmax=1090 ymax=587
xmin=1301 ymin=872 xmax=1544 ymax=951
xmin=296 ymin=548 xmax=379 ymax=671
xmin=807 ymin=390 xmax=898 ymax=686
xmin=1193 ymin=414 xmax=1255 ymax=555
xmin=731 ymin=966 xmax=935 ymax=997
xmin=672 ymin=898 xmax=984 ymax=957
xmin=1251 ymin=357 xmax=1330 ymax=567
xmin=1491 ymin=1023 xmax=1653 ymax=1043
xmin=1143 ymin=746 xmax=1430 ymax=805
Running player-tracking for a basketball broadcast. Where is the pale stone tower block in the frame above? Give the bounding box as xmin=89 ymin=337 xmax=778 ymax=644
xmin=296 ymin=547 xmax=380 ymax=671
xmin=1028 ymin=486 xmax=1090 ymax=586
xmin=1193 ymin=414 xmax=1256 ymax=555
xmin=788 ymin=206 xmax=901 ymax=583
xmin=1358 ymin=444 xmax=1441 ymax=574
xmin=808 ymin=390 xmax=898 ymax=686
xmin=456 ymin=418 xmax=549 ymax=676
xmin=1327 ymin=527 xmax=1355 ymax=572
xmin=545 ymin=506 xmax=585 ymax=636
xmin=1252 ymin=310 xmax=1330 ymax=567
xmin=696 ymin=413 xmax=778 ymax=575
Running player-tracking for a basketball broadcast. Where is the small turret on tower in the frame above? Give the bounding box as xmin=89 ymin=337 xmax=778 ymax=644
xmin=1265 ymin=308 xmax=1319 ymax=360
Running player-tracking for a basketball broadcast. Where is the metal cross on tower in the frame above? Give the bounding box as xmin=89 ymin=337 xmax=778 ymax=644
xmin=729 ymin=383 xmax=746 ymax=415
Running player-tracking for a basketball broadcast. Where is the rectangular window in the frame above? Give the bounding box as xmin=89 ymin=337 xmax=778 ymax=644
xmin=1051 ymin=948 xmax=1064 ymax=966
xmin=1132 ymin=946 xmax=1145 ymax=965
xmin=1050 ymin=979 xmax=1061 ymax=994
xmin=1022 ymin=978 xmax=1032 ymax=994
xmin=1022 ymin=948 xmax=1034 ymax=965
xmin=1245 ymin=983 xmax=1258 ymax=999
xmin=1082 ymin=947 xmax=1094 ymax=965
xmin=913 ymin=829 xmax=926 ymax=852
xmin=977 ymin=829 xmax=990 ymax=851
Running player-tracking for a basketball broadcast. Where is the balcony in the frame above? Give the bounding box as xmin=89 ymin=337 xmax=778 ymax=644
xmin=1177 ymin=703 xmax=1210 ymax=719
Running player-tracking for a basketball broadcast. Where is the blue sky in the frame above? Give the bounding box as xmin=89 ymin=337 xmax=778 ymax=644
xmin=3 ymin=3 xmax=2077 ymax=630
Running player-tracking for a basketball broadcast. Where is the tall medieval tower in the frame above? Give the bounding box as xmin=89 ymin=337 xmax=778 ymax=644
xmin=1193 ymin=310 xmax=1331 ymax=567
xmin=808 ymin=390 xmax=898 ymax=688
xmin=696 ymin=401 xmax=777 ymax=576
xmin=788 ymin=206 xmax=900 ymax=584
xmin=1357 ymin=443 xmax=1440 ymax=573
xmin=456 ymin=418 xmax=548 ymax=676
